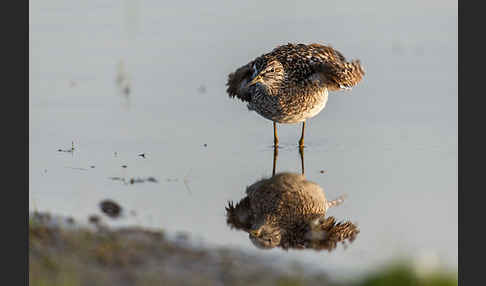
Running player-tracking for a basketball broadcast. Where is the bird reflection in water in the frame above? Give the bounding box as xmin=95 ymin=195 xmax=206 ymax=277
xmin=226 ymin=147 xmax=359 ymax=251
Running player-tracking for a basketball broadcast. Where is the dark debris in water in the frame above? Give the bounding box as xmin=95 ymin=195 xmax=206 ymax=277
xmin=65 ymin=166 xmax=89 ymax=171
xmin=197 ymin=84 xmax=207 ymax=94
xmin=88 ymin=214 xmax=101 ymax=224
xmin=175 ymin=231 xmax=190 ymax=242
xmin=130 ymin=177 xmax=159 ymax=184
xmin=100 ymin=200 xmax=122 ymax=218
xmin=58 ymin=141 xmax=75 ymax=153
xmin=319 ymin=170 xmax=327 ymax=174
xmin=109 ymin=176 xmax=158 ymax=185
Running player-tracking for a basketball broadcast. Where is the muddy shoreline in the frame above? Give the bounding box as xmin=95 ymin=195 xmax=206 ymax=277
xmin=29 ymin=212 xmax=457 ymax=286
xmin=29 ymin=212 xmax=339 ymax=286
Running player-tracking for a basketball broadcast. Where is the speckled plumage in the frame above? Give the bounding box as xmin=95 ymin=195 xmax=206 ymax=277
xmin=225 ymin=172 xmax=359 ymax=251
xmin=226 ymin=43 xmax=365 ymax=124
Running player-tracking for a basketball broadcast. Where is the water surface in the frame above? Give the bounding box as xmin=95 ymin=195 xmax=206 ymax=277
xmin=29 ymin=0 xmax=457 ymax=278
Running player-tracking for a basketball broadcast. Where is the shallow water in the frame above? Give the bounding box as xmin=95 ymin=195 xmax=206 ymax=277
xmin=29 ymin=0 xmax=457 ymax=278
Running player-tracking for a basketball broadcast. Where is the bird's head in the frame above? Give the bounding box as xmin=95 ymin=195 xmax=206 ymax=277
xmin=247 ymin=60 xmax=285 ymax=91
xmin=248 ymin=224 xmax=282 ymax=249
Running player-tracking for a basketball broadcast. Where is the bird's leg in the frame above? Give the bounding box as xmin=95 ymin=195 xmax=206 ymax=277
xmin=299 ymin=145 xmax=305 ymax=176
xmin=272 ymin=145 xmax=278 ymax=176
xmin=299 ymin=121 xmax=305 ymax=148
xmin=273 ymin=121 xmax=279 ymax=147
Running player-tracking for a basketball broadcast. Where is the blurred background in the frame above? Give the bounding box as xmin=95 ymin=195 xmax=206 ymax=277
xmin=29 ymin=0 xmax=457 ymax=281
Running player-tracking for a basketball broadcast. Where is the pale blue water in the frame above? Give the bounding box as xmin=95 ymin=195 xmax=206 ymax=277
xmin=29 ymin=0 xmax=457 ymax=279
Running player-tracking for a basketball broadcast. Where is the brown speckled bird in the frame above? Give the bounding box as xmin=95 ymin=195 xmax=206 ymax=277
xmin=226 ymin=43 xmax=365 ymax=147
xmin=225 ymin=172 xmax=359 ymax=251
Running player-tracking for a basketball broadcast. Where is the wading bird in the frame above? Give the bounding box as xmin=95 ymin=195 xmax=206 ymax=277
xmin=226 ymin=43 xmax=364 ymax=148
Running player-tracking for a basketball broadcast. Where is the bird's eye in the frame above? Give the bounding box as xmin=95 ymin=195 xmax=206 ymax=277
xmin=269 ymin=68 xmax=275 ymax=73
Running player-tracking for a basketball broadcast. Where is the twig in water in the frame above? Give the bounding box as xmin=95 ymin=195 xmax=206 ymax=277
xmin=183 ymin=169 xmax=193 ymax=195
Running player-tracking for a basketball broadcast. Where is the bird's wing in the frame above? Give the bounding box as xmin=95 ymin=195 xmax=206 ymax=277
xmin=307 ymin=44 xmax=365 ymax=91
xmin=226 ymin=61 xmax=255 ymax=103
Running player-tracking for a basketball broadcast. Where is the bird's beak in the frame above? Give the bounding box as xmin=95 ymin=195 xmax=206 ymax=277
xmin=250 ymin=229 xmax=261 ymax=237
xmin=247 ymin=75 xmax=263 ymax=87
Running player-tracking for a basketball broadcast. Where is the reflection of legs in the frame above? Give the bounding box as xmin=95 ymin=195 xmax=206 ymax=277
xmin=273 ymin=121 xmax=279 ymax=147
xmin=272 ymin=145 xmax=278 ymax=176
xmin=299 ymin=145 xmax=305 ymax=175
xmin=298 ymin=121 xmax=305 ymax=148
